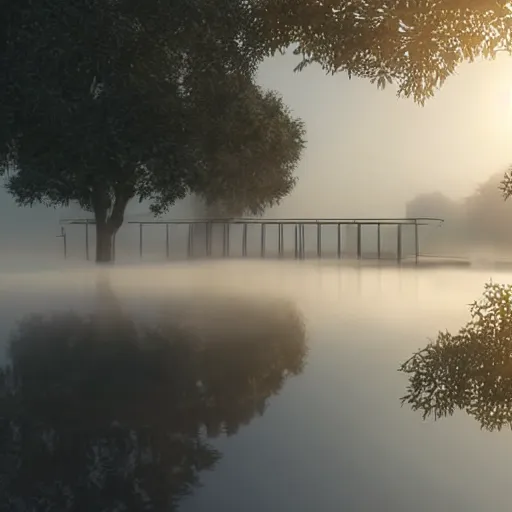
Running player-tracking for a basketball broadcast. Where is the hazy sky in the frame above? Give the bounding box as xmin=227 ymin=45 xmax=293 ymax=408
xmin=258 ymin=52 xmax=512 ymax=218
xmin=2 ymin=50 xmax=512 ymax=234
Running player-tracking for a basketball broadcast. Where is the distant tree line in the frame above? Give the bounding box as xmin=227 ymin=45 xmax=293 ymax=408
xmin=406 ymin=172 xmax=512 ymax=255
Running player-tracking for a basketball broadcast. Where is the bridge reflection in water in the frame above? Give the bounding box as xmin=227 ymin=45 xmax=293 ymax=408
xmin=60 ymin=217 xmax=444 ymax=264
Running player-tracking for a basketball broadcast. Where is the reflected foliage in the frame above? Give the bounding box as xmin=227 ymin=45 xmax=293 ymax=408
xmin=400 ymin=282 xmax=512 ymax=431
xmin=0 ymin=286 xmax=307 ymax=511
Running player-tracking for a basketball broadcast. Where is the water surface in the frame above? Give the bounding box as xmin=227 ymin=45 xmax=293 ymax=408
xmin=0 ymin=261 xmax=510 ymax=511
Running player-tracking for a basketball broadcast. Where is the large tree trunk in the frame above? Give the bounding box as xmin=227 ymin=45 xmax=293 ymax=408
xmin=91 ymin=185 xmax=133 ymax=264
xmin=95 ymin=222 xmax=115 ymax=263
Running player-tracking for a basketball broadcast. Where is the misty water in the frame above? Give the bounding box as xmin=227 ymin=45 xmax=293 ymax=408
xmin=1 ymin=260 xmax=512 ymax=511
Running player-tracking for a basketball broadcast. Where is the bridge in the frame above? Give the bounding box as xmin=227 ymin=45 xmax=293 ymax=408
xmin=59 ymin=217 xmax=444 ymax=264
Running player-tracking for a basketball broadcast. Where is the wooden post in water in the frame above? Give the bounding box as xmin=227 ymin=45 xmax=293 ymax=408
xmin=397 ymin=224 xmax=402 ymax=263
xmin=357 ymin=223 xmax=362 ymax=260
xmin=278 ymin=223 xmax=283 ymax=258
xmin=260 ymin=223 xmax=266 ymax=257
xmin=301 ymin=224 xmax=305 ymax=259
xmin=317 ymin=223 xmax=322 ymax=258
xmin=58 ymin=227 xmax=67 ymax=259
xmin=294 ymin=224 xmax=299 ymax=259
xmin=414 ymin=220 xmax=419 ymax=265
xmin=139 ymin=223 xmax=143 ymax=259
xmin=222 ymin=223 xmax=226 ymax=257
xmin=242 ymin=223 xmax=248 ymax=257
xmin=297 ymin=224 xmax=302 ymax=259
xmin=377 ymin=223 xmax=381 ymax=260
xmin=166 ymin=223 xmax=170 ymax=259
xmin=280 ymin=224 xmax=284 ymax=257
xmin=85 ymin=220 xmax=90 ymax=261
xmin=337 ymin=223 xmax=341 ymax=259
xmin=224 ymin=223 xmax=230 ymax=257
xmin=206 ymin=222 xmax=212 ymax=257
xmin=187 ymin=223 xmax=194 ymax=258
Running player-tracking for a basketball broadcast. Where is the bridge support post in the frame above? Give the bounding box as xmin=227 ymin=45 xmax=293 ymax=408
xmin=260 ymin=223 xmax=266 ymax=258
xmin=414 ymin=221 xmax=419 ymax=265
xmin=139 ymin=224 xmax=143 ymax=259
xmin=397 ymin=224 xmax=402 ymax=263
xmin=337 ymin=223 xmax=341 ymax=259
xmin=357 ymin=224 xmax=362 ymax=260
xmin=242 ymin=223 xmax=248 ymax=257
xmin=317 ymin=223 xmax=322 ymax=258
xmin=278 ymin=223 xmax=284 ymax=258
xmin=166 ymin=223 xmax=170 ymax=259
xmin=377 ymin=224 xmax=381 ymax=260
xmin=206 ymin=222 xmax=212 ymax=257
xmin=85 ymin=221 xmax=90 ymax=261
xmin=300 ymin=224 xmax=305 ymax=259
xmin=57 ymin=227 xmax=67 ymax=259
xmin=187 ymin=223 xmax=194 ymax=258
xmin=294 ymin=224 xmax=298 ymax=259
xmin=226 ymin=223 xmax=230 ymax=257
xmin=221 ymin=223 xmax=230 ymax=257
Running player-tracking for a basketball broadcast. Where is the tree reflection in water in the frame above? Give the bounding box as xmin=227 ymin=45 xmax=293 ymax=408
xmin=0 ymin=281 xmax=307 ymax=511
xmin=400 ymin=282 xmax=512 ymax=431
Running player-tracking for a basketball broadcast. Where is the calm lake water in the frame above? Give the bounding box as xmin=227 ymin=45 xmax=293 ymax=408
xmin=1 ymin=260 xmax=511 ymax=511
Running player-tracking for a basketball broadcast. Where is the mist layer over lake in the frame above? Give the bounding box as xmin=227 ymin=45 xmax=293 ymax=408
xmin=1 ymin=260 xmax=511 ymax=511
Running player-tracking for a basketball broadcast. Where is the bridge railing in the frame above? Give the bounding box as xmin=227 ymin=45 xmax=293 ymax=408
xmin=59 ymin=217 xmax=444 ymax=264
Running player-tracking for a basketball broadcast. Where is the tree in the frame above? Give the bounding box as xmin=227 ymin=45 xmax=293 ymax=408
xmin=182 ymin=77 xmax=305 ymax=217
xmin=0 ymin=0 xmax=305 ymax=262
xmin=406 ymin=191 xmax=459 ymax=220
xmin=261 ymin=0 xmax=512 ymax=104
xmin=400 ymin=282 xmax=512 ymax=431
xmin=499 ymin=166 xmax=512 ymax=206
xmin=406 ymin=191 xmax=463 ymax=252
xmin=0 ymin=282 xmax=307 ymax=509
xmin=465 ymin=172 xmax=512 ymax=248
xmin=260 ymin=1 xmax=512 ymax=215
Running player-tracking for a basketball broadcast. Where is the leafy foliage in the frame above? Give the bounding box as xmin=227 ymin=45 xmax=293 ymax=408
xmin=462 ymin=171 xmax=512 ymax=247
xmin=0 ymin=284 xmax=307 ymax=510
xmin=0 ymin=0 xmax=305 ymax=251
xmin=500 ymin=166 xmax=512 ymax=201
xmin=400 ymin=282 xmax=512 ymax=431
xmin=188 ymin=79 xmax=305 ymax=216
xmin=261 ymin=0 xmax=512 ymax=104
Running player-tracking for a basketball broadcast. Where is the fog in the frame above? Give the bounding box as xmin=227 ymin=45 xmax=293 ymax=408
xmin=3 ymin=52 xmax=512 ymax=261
xmin=4 ymin=21 xmax=512 ymax=512
xmin=258 ymin=53 xmax=512 ymax=217
xmin=2 ymin=260 xmax=512 ymax=510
